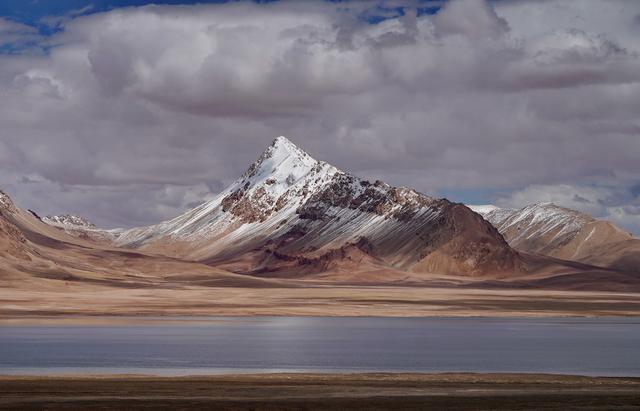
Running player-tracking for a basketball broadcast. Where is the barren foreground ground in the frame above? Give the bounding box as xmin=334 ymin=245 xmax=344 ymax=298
xmin=1 ymin=373 xmax=639 ymax=410
xmin=1 ymin=284 xmax=640 ymax=320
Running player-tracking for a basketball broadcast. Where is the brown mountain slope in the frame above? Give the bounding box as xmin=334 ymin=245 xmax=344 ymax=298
xmin=0 ymin=190 xmax=279 ymax=290
xmin=0 ymin=192 xmax=40 ymax=273
xmin=473 ymin=203 xmax=639 ymax=273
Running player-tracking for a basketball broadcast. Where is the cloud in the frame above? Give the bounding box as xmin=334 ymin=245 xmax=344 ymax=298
xmin=0 ymin=18 xmax=40 ymax=51
xmin=434 ymin=0 xmax=509 ymax=39
xmin=0 ymin=0 xmax=638 ymax=234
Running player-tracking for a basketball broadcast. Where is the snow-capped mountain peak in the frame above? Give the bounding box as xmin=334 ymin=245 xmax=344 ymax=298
xmin=242 ymin=136 xmax=326 ymax=188
xmin=216 ymin=136 xmax=340 ymax=225
xmin=43 ymin=214 xmax=96 ymax=228
xmin=109 ymin=136 xmax=341 ymax=244
xmin=270 ymin=135 xmax=312 ymax=162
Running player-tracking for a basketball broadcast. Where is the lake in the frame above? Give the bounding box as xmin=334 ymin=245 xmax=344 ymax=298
xmin=1 ymin=317 xmax=639 ymax=376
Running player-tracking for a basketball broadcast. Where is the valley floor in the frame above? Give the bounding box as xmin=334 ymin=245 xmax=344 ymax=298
xmin=1 ymin=373 xmax=639 ymax=410
xmin=2 ymin=284 xmax=640 ymax=321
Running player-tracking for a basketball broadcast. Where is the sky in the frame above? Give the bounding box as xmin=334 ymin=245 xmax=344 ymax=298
xmin=0 ymin=0 xmax=639 ymax=235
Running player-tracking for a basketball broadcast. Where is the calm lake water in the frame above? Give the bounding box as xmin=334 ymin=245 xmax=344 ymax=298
xmin=1 ymin=317 xmax=639 ymax=376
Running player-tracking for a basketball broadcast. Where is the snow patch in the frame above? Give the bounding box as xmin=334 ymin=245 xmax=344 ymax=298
xmin=43 ymin=214 xmax=96 ymax=228
xmin=467 ymin=204 xmax=499 ymax=215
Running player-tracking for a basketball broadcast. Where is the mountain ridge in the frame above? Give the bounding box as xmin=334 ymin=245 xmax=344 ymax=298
xmin=472 ymin=202 xmax=639 ymax=272
xmin=41 ymin=136 xmax=524 ymax=278
xmin=0 ymin=138 xmax=637 ymax=291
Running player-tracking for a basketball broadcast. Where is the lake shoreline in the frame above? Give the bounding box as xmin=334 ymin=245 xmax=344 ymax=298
xmin=1 ymin=373 xmax=639 ymax=410
xmin=3 ymin=312 xmax=640 ymax=327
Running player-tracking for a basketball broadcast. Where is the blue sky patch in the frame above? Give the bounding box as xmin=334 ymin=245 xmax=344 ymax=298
xmin=2 ymin=1 xmax=444 ymax=31
xmin=0 ymin=0 xmax=443 ymax=54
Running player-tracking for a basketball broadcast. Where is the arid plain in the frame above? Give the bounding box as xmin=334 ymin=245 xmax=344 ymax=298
xmin=3 ymin=284 xmax=640 ymax=322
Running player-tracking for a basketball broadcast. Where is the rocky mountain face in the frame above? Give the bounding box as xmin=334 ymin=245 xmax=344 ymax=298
xmin=82 ymin=137 xmax=522 ymax=277
xmin=471 ymin=203 xmax=639 ymax=272
xmin=0 ymin=190 xmax=17 ymax=213
xmin=0 ymin=191 xmax=36 ymax=265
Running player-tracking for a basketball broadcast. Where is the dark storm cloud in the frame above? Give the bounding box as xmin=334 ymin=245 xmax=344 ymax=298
xmin=0 ymin=0 xmax=639 ymax=234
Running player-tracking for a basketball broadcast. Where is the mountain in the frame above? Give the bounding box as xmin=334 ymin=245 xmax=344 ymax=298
xmin=471 ymin=203 xmax=640 ymax=272
xmin=467 ymin=205 xmax=499 ymax=215
xmin=3 ymin=138 xmax=638 ymax=293
xmin=0 ymin=189 xmax=278 ymax=291
xmin=43 ymin=214 xmax=96 ymax=228
xmin=0 ymin=190 xmax=39 ymax=268
xmin=62 ymin=137 xmax=523 ymax=278
xmin=40 ymin=213 xmax=115 ymax=243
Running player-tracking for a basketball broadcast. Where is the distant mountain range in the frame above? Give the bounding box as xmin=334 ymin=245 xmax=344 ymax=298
xmin=469 ymin=203 xmax=640 ymax=273
xmin=1 ymin=137 xmax=638 ymax=291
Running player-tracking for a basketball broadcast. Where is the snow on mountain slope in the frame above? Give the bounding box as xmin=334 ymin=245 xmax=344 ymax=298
xmin=467 ymin=205 xmax=499 ymax=215
xmin=94 ymin=137 xmax=522 ymax=277
xmin=42 ymin=213 xmax=122 ymax=244
xmin=1 ymin=185 xmax=638 ymax=294
xmin=478 ymin=203 xmax=639 ymax=272
xmin=108 ymin=136 xmax=339 ymax=244
xmin=0 ymin=188 xmax=278 ymax=289
xmin=483 ymin=203 xmax=591 ymax=249
xmin=43 ymin=214 xmax=96 ymax=228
